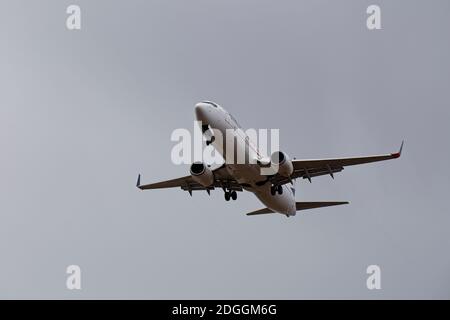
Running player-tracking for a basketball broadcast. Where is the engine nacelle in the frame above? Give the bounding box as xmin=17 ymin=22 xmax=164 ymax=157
xmin=190 ymin=162 xmax=214 ymax=187
xmin=271 ymin=151 xmax=294 ymax=177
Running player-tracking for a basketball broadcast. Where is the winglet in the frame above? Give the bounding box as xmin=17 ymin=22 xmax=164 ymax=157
xmin=136 ymin=174 xmax=141 ymax=189
xmin=391 ymin=140 xmax=404 ymax=158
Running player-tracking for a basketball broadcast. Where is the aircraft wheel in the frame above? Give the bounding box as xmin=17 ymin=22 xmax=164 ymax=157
xmin=277 ymin=185 xmax=283 ymax=195
xmin=270 ymin=186 xmax=276 ymax=196
xmin=224 ymin=192 xmax=231 ymax=201
xmin=206 ymin=136 xmax=215 ymax=146
xmin=231 ymin=191 xmax=237 ymax=200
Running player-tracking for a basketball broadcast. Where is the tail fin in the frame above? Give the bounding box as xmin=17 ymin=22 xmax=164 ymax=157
xmin=246 ymin=201 xmax=349 ymax=216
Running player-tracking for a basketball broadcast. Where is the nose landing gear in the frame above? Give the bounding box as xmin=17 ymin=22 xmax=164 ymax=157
xmin=206 ymin=136 xmax=215 ymax=146
xmin=202 ymin=124 xmax=215 ymax=146
xmin=224 ymin=190 xmax=237 ymax=201
xmin=270 ymin=185 xmax=283 ymax=196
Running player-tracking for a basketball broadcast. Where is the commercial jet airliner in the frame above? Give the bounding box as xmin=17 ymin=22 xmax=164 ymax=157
xmin=137 ymin=101 xmax=403 ymax=217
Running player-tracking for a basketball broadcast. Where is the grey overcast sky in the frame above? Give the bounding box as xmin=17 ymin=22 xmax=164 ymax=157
xmin=1 ymin=0 xmax=449 ymax=299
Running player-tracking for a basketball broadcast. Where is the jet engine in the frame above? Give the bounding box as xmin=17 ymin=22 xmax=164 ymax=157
xmin=271 ymin=151 xmax=294 ymax=177
xmin=190 ymin=162 xmax=214 ymax=187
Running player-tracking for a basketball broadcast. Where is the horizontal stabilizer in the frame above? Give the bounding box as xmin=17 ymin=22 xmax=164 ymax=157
xmin=296 ymin=201 xmax=349 ymax=211
xmin=246 ymin=208 xmax=274 ymax=216
xmin=246 ymin=201 xmax=349 ymax=216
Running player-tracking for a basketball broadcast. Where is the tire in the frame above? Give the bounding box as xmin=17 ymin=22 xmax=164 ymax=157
xmin=277 ymin=185 xmax=283 ymax=195
xmin=231 ymin=191 xmax=237 ymax=200
xmin=270 ymin=187 xmax=276 ymax=196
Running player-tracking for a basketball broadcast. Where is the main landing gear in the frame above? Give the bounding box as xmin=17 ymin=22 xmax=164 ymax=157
xmin=224 ymin=190 xmax=237 ymax=201
xmin=270 ymin=185 xmax=283 ymax=196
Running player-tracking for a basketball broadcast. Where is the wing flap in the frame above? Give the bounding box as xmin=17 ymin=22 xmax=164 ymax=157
xmin=292 ymin=141 xmax=403 ymax=172
xmin=137 ymin=175 xmax=191 ymax=190
xmin=282 ymin=141 xmax=404 ymax=182
xmin=136 ymin=165 xmax=242 ymax=192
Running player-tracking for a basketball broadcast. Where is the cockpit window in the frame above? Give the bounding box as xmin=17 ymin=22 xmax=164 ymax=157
xmin=202 ymin=101 xmax=219 ymax=108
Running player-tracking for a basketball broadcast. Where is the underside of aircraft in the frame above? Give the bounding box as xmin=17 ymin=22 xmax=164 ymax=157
xmin=137 ymin=101 xmax=403 ymax=217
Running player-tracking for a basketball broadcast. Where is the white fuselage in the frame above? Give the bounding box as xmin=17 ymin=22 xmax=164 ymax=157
xmin=195 ymin=102 xmax=296 ymax=216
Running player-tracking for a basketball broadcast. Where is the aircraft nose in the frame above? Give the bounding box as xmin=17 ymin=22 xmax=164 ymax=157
xmin=288 ymin=204 xmax=296 ymax=216
xmin=195 ymin=102 xmax=209 ymax=121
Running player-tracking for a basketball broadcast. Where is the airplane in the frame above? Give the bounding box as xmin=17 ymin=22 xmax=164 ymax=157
xmin=137 ymin=101 xmax=403 ymax=217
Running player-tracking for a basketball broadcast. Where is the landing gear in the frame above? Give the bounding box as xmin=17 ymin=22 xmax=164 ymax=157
xmin=224 ymin=190 xmax=237 ymax=201
xmin=202 ymin=124 xmax=215 ymax=146
xmin=206 ymin=135 xmax=215 ymax=146
xmin=271 ymin=185 xmax=283 ymax=196
xmin=277 ymin=185 xmax=283 ymax=195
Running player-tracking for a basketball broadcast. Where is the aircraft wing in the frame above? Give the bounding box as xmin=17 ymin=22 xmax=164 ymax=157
xmin=136 ymin=165 xmax=242 ymax=195
xmin=270 ymin=141 xmax=403 ymax=185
